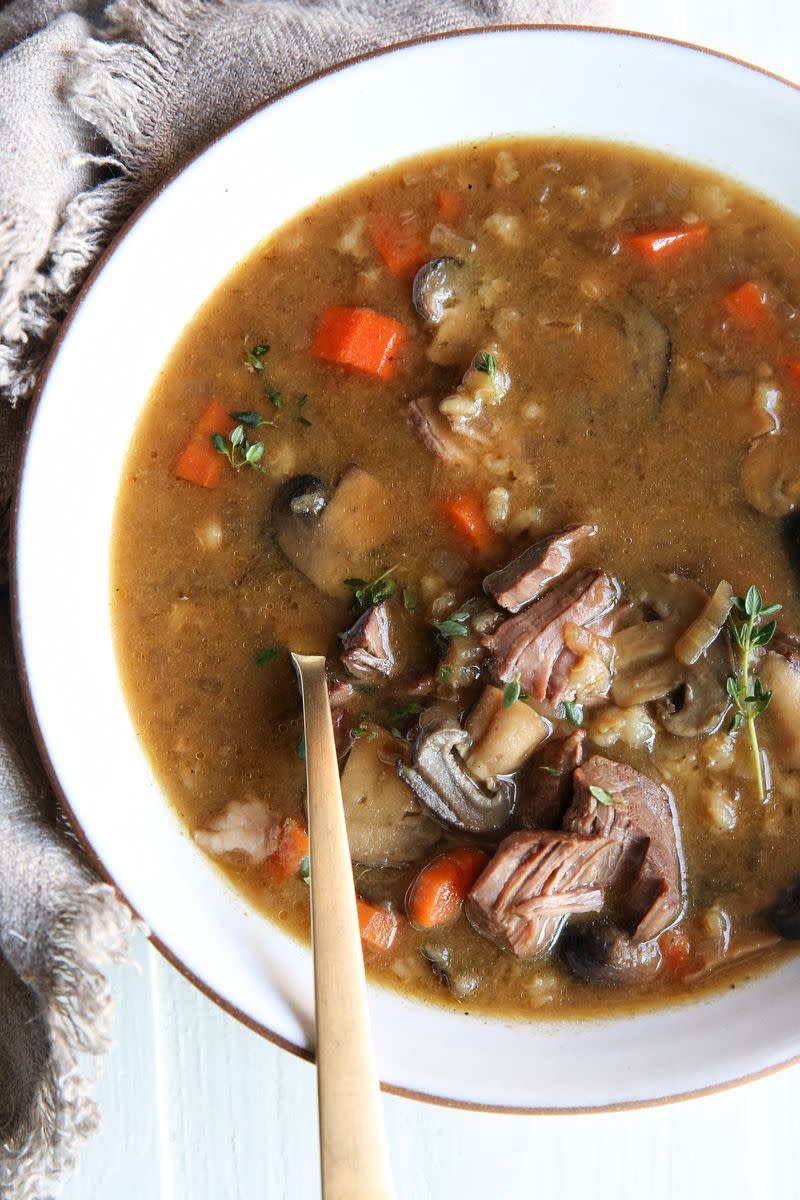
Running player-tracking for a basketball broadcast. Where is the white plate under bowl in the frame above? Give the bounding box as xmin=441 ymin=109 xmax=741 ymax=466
xmin=13 ymin=26 xmax=800 ymax=1111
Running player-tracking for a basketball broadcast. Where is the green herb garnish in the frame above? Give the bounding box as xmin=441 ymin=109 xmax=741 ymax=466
xmin=403 ymin=588 xmax=418 ymax=615
xmin=438 ymin=665 xmax=452 ymax=683
xmin=344 ymin=565 xmax=397 ymax=610
xmin=503 ymin=676 xmax=522 ymax=708
xmin=588 ymin=784 xmax=615 ymax=807
xmin=474 ymin=351 xmax=498 ymax=382
xmin=300 ymin=855 xmax=310 ymax=885
xmin=296 ymin=394 xmax=312 ymax=427
xmin=265 ymin=385 xmax=282 ymax=410
xmin=563 ymin=700 xmax=584 ymax=727
xmin=350 ymin=710 xmax=371 ymax=741
xmin=296 ymin=733 xmax=306 ymax=761
xmin=254 ymin=646 xmax=278 ymax=666
xmin=386 ymin=702 xmax=423 ymax=738
xmin=434 ymin=610 xmax=470 ymax=639
xmin=244 ymin=341 xmax=270 ymax=371
xmin=229 ymin=410 xmax=274 ymax=428
xmin=211 ymin=425 xmax=266 ymax=473
xmin=727 ymin=585 xmax=781 ymax=802
xmin=540 ymin=765 xmax=562 ymax=777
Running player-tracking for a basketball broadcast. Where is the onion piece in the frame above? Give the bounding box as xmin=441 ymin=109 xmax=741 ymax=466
xmin=611 ymin=657 xmax=685 ymax=707
xmin=673 ymin=580 xmax=733 ymax=666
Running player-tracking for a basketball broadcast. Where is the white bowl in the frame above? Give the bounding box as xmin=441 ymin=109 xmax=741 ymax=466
xmin=13 ymin=26 xmax=800 ymax=1111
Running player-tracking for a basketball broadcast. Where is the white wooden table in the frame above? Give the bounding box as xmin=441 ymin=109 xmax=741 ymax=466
xmin=62 ymin=4 xmax=800 ymax=1196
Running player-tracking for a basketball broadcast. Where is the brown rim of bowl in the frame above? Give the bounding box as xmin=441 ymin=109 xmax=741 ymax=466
xmin=10 ymin=22 xmax=800 ymax=1115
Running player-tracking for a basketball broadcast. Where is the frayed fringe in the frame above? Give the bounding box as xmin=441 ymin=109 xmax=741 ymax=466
xmin=0 ymin=882 xmax=140 ymax=1200
xmin=0 ymin=176 xmax=127 ymax=406
xmin=1 ymin=0 xmax=217 ymax=407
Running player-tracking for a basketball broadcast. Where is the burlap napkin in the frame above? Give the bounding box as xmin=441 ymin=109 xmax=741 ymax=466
xmin=0 ymin=1 xmax=606 ymax=1195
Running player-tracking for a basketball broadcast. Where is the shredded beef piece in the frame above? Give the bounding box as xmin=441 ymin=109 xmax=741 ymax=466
xmin=340 ymin=603 xmax=396 ymax=678
xmin=482 ymin=568 xmax=617 ymax=701
xmin=483 ymin=524 xmax=595 ymax=612
xmin=466 ymin=829 xmax=619 ymax=959
xmin=518 ymin=730 xmax=586 ymax=829
xmin=564 ymin=755 xmax=685 ymax=941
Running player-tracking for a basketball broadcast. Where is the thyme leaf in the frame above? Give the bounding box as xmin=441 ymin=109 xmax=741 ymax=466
xmin=588 ymin=784 xmax=615 ymax=807
xmin=563 ymin=700 xmax=584 ymax=727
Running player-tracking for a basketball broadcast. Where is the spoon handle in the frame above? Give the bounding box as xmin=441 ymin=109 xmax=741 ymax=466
xmin=291 ymin=653 xmax=394 ymax=1200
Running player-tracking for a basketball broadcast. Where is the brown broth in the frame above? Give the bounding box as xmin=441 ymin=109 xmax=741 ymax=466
xmin=112 ymin=138 xmax=800 ymax=1017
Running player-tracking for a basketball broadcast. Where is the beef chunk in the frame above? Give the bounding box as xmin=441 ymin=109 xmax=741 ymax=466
xmin=518 ymin=729 xmax=586 ymax=829
xmin=563 ymin=755 xmax=685 ymax=941
xmin=482 ymin=568 xmax=617 ymax=701
xmin=408 ymin=395 xmax=473 ymax=466
xmin=483 ymin=524 xmax=595 ymax=612
xmin=340 ymin=603 xmax=396 ymax=679
xmin=465 ymin=829 xmax=619 ymax=959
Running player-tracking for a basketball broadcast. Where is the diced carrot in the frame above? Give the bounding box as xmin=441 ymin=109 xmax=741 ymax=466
xmin=724 ymin=281 xmax=775 ymax=334
xmin=437 ymin=188 xmax=465 ymax=223
xmin=311 ymin=306 xmax=407 ymax=379
xmin=624 ymin=223 xmax=710 ymax=263
xmin=659 ymin=929 xmax=692 ymax=978
xmin=175 ymin=399 xmax=236 ymax=488
xmin=439 ymin=493 xmax=496 ymax=553
xmin=356 ymin=897 xmax=398 ymax=953
xmin=268 ymin=817 xmax=309 ymax=882
xmin=407 ymin=848 xmax=489 ymax=930
xmin=369 ymin=215 xmax=428 ymax=280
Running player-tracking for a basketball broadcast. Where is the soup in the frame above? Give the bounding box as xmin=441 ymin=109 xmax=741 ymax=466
xmin=112 ymin=138 xmax=800 ymax=1017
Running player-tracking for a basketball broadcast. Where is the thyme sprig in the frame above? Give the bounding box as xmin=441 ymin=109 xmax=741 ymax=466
xmin=727 ymin=586 xmax=781 ymax=802
xmin=344 ymin=565 xmax=397 ymax=610
xmin=211 ymin=422 xmax=266 ymax=472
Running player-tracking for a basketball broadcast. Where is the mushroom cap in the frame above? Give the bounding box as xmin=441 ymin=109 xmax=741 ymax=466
xmin=771 ymin=877 xmax=800 ymax=940
xmin=397 ymin=720 xmax=515 ymax=835
xmin=656 ymin=634 xmax=732 ymax=737
xmin=270 ymin=467 xmax=392 ymax=597
xmin=340 ymin=726 xmax=440 ymax=867
xmin=560 ymin=918 xmax=663 ymax=985
xmin=412 ymin=257 xmax=466 ymax=325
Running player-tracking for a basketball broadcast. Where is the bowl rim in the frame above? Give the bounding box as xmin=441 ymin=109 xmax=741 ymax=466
xmin=11 ymin=21 xmax=800 ymax=1115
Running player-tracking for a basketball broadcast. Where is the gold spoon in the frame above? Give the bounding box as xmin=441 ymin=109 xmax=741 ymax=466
xmin=291 ymin=653 xmax=394 ymax=1200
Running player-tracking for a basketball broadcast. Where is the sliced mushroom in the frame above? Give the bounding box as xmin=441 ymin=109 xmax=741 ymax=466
xmin=271 ymin=466 xmax=392 ymax=597
xmin=421 ymin=942 xmax=480 ymax=1000
xmin=620 ymin=301 xmax=672 ymax=407
xmin=397 ymin=721 xmax=515 ymax=834
xmin=412 ymin=256 xmax=482 ymax=365
xmin=636 ymin=572 xmax=707 ymax=624
xmin=560 ymin=918 xmax=663 ymax=985
xmin=341 ymin=726 xmax=440 ymax=866
xmin=742 ymin=435 xmax=800 ymax=517
xmin=412 ymin=257 xmax=466 ymax=325
xmin=612 ymin=574 xmax=730 ymax=726
xmin=656 ymin=634 xmax=731 ymax=737
xmin=782 ymin=510 xmax=800 ymax=581
xmin=771 ymin=877 xmax=800 ymax=940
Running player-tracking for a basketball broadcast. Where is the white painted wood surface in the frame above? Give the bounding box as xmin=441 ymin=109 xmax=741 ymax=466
xmin=61 ymin=4 xmax=800 ymax=1197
